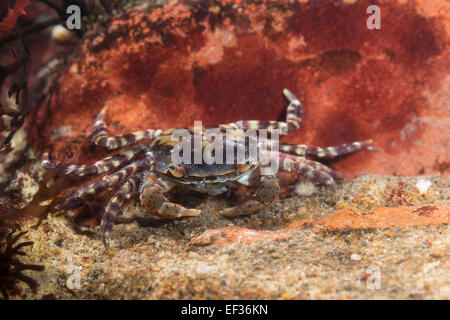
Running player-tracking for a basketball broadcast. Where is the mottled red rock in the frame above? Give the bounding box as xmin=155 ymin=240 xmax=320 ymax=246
xmin=0 ymin=0 xmax=30 ymax=39
xmin=315 ymin=204 xmax=450 ymax=229
xmin=30 ymin=0 xmax=449 ymax=180
xmin=189 ymin=225 xmax=298 ymax=245
xmin=191 ymin=204 xmax=449 ymax=245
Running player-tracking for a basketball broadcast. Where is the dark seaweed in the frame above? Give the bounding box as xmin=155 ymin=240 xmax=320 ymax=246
xmin=0 ymin=227 xmax=44 ymax=299
xmin=0 ymin=21 xmax=31 ymax=152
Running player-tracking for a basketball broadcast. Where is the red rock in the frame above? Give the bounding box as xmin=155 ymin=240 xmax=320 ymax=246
xmin=191 ymin=204 xmax=449 ymax=245
xmin=189 ymin=225 xmax=297 ymax=245
xmin=0 ymin=0 xmax=30 ymax=39
xmin=315 ymin=204 xmax=450 ymax=230
xmin=29 ymin=0 xmax=449 ymax=180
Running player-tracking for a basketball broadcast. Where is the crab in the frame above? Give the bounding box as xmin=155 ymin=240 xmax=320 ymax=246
xmin=41 ymin=89 xmax=372 ymax=244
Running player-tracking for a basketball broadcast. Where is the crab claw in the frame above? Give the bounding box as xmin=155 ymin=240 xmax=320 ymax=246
xmin=221 ymin=175 xmax=280 ymax=216
xmin=140 ymin=183 xmax=200 ymax=218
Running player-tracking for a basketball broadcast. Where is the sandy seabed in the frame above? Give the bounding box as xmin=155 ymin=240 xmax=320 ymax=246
xmin=10 ymin=174 xmax=449 ymax=300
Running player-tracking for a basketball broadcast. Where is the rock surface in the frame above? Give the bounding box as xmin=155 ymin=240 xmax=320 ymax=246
xmin=1 ymin=0 xmax=449 ymax=301
xmin=15 ymin=175 xmax=449 ymax=299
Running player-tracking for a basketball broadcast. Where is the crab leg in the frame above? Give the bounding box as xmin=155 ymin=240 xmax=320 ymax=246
xmin=41 ymin=144 xmax=147 ymax=177
xmin=229 ymin=88 xmax=303 ymax=135
xmin=90 ymin=106 xmax=163 ymax=151
xmin=280 ymin=139 xmax=373 ymax=159
xmin=139 ymin=173 xmax=201 ymax=219
xmin=232 ymin=120 xmax=289 ymax=135
xmin=100 ymin=172 xmax=145 ymax=242
xmin=305 ymin=139 xmax=374 ymax=159
xmin=221 ymin=175 xmax=280 ymax=216
xmin=54 ymin=159 xmax=150 ymax=212
xmin=279 ymin=142 xmax=307 ymax=157
xmin=282 ymin=88 xmax=304 ymax=132
xmin=301 ymin=157 xmax=345 ymax=181
xmin=279 ymin=153 xmax=339 ymax=187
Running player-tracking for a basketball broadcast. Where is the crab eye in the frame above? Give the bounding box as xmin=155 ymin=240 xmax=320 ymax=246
xmin=236 ymin=159 xmax=254 ymax=174
xmin=168 ymin=163 xmax=185 ymax=178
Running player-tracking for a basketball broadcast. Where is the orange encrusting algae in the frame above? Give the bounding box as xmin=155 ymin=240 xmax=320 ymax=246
xmin=191 ymin=204 xmax=449 ymax=245
xmin=314 ymin=204 xmax=450 ymax=230
xmin=190 ymin=226 xmax=298 ymax=245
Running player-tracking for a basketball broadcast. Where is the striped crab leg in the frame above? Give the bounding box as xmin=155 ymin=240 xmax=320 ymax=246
xmin=90 ymin=106 xmax=163 ymax=151
xmin=279 ymin=139 xmax=374 ymax=159
xmin=100 ymin=172 xmax=146 ymax=244
xmin=278 ymin=152 xmax=342 ymax=188
xmin=54 ymin=159 xmax=150 ymax=212
xmin=229 ymin=88 xmax=303 ymax=135
xmin=304 ymin=139 xmax=374 ymax=159
xmin=41 ymin=144 xmax=147 ymax=177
